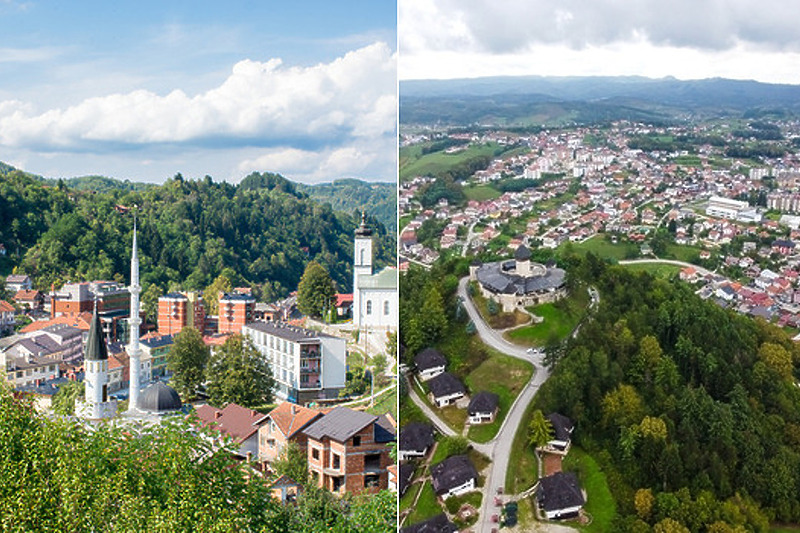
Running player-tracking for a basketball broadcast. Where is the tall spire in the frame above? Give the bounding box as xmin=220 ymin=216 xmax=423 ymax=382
xmin=127 ymin=208 xmax=142 ymax=414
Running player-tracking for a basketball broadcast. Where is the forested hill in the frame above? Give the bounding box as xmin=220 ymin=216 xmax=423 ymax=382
xmin=536 ymin=255 xmax=800 ymax=530
xmin=295 ymin=179 xmax=396 ymax=234
xmin=0 ymin=170 xmax=394 ymax=301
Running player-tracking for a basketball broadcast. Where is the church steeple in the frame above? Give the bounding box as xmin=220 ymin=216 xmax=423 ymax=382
xmin=127 ymin=210 xmax=143 ymax=414
xmin=77 ymin=301 xmax=116 ymax=420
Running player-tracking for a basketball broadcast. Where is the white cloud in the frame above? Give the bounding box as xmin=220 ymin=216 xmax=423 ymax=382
xmin=0 ymin=41 xmax=397 ymax=151
xmin=400 ymin=0 xmax=800 ymax=83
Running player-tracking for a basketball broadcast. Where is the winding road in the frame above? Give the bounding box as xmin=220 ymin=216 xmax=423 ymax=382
xmin=408 ymin=278 xmax=601 ymax=532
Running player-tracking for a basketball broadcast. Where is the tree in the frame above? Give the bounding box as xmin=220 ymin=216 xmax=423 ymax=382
xmin=167 ymin=326 xmax=210 ymax=399
xmin=528 ymin=409 xmax=554 ymax=449
xmin=141 ymin=283 xmax=162 ymax=324
xmin=271 ymin=442 xmax=308 ymax=486
xmin=297 ymin=261 xmax=336 ymax=318
xmin=51 ymin=380 xmax=84 ymax=415
xmin=205 ymin=334 xmax=274 ymax=408
xmin=204 ymin=273 xmax=233 ymax=317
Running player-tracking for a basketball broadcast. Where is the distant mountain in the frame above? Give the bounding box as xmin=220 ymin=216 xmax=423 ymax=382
xmin=58 ymin=175 xmax=156 ymax=193
xmin=296 ymin=178 xmax=396 ymax=233
xmin=401 ymin=76 xmax=800 ymax=126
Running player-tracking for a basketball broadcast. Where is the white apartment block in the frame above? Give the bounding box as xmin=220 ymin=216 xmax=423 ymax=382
xmin=243 ymin=321 xmax=346 ymax=405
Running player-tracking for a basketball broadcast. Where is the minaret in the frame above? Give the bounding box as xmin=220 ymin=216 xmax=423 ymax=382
xmin=353 ymin=212 xmax=373 ymax=329
xmin=79 ymin=302 xmax=116 ymax=420
xmin=127 ymin=214 xmax=143 ymax=414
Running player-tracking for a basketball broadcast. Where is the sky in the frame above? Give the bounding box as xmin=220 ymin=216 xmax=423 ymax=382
xmin=0 ymin=1 xmax=397 ymax=184
xmin=399 ymin=0 xmax=800 ymax=85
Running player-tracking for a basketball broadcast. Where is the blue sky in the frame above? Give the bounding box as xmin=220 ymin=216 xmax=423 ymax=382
xmin=0 ymin=1 xmax=397 ymax=183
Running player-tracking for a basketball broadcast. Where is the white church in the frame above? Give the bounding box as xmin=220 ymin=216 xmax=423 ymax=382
xmin=352 ymin=213 xmax=397 ymax=332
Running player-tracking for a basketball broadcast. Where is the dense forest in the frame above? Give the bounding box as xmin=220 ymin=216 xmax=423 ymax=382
xmin=0 ymin=169 xmax=394 ymax=301
xmin=535 ymin=254 xmax=800 ymax=531
xmin=295 ymin=178 xmax=396 ymax=233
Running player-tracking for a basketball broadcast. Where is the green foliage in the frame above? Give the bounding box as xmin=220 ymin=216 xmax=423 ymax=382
xmin=527 ymin=409 xmax=553 ymax=449
xmin=205 ymin=334 xmax=274 ymax=408
xmin=0 ymin=386 xmax=395 ymax=531
xmin=141 ymin=283 xmax=162 ymax=324
xmin=340 ymin=366 xmax=370 ymax=398
xmin=0 ymin=172 xmax=394 ymax=299
xmin=534 ymin=256 xmax=800 ymax=529
xmin=297 ymin=261 xmax=336 ymax=318
xmin=51 ymin=380 xmax=84 ymax=416
xmin=295 ymin=179 xmax=397 ymax=233
xmin=271 ymin=441 xmax=309 ymax=486
xmin=167 ymin=327 xmax=210 ymax=399
xmin=204 ymin=273 xmax=233 ymax=317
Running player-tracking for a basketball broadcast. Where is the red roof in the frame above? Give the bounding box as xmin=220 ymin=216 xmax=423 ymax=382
xmin=335 ymin=293 xmax=353 ymax=307
xmin=13 ymin=290 xmax=41 ymax=301
xmin=266 ymin=402 xmax=326 ymax=439
xmin=0 ymin=300 xmax=13 ymax=313
xmin=195 ymin=403 xmax=268 ymax=443
xmin=20 ymin=312 xmax=93 ymax=333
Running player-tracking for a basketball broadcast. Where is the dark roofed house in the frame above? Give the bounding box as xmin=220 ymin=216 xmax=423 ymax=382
xmin=303 ymin=406 xmax=395 ymax=495
xmin=427 ymin=372 xmax=465 ymax=408
xmin=536 ymin=471 xmax=585 ymax=520
xmin=400 ymin=514 xmax=458 ymax=533
xmin=430 ymin=454 xmax=478 ymax=499
xmin=468 ymin=391 xmax=499 ymax=424
xmin=400 ymin=514 xmax=459 ymax=533
xmin=414 ymin=347 xmax=447 ymax=381
xmin=398 ymin=462 xmax=415 ymax=496
xmin=399 ymin=421 xmax=435 ymax=461
xmin=546 ymin=412 xmax=574 ymax=452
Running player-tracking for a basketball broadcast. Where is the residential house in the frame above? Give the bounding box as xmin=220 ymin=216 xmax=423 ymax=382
xmin=5 ymin=275 xmax=32 ymax=293
xmin=13 ymin=290 xmax=44 ymax=311
xmin=536 ymin=471 xmax=585 ymax=520
xmin=427 ymin=372 xmax=466 ymax=408
xmin=430 ymin=454 xmax=478 ymax=499
xmin=397 ymin=462 xmax=415 ymax=496
xmin=139 ymin=333 xmax=173 ymax=380
xmin=414 ymin=347 xmax=446 ymax=381
xmin=0 ymin=300 xmax=15 ymax=335
xmin=303 ymin=406 xmax=395 ymax=494
xmin=258 ymin=401 xmax=325 ymax=464
xmin=268 ymin=475 xmax=302 ymax=504
xmin=467 ymin=391 xmax=499 ymax=424
xmin=398 ymin=421 xmax=435 ymax=461
xmin=546 ymin=413 xmax=574 ymax=452
xmin=195 ymin=403 xmax=269 ymax=460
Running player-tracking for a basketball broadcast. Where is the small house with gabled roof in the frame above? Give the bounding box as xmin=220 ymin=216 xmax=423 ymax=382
xmin=414 ymin=347 xmax=446 ymax=381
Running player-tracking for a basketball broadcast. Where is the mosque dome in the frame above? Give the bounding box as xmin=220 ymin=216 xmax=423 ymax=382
xmin=138 ymin=381 xmax=182 ymax=413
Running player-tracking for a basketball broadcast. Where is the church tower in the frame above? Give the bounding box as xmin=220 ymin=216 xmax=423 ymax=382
xmin=127 ymin=215 xmax=143 ymax=414
xmin=78 ymin=303 xmax=117 ymax=420
xmin=353 ymin=212 xmax=373 ymax=329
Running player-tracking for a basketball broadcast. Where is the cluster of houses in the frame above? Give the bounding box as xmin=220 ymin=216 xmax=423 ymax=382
xmin=192 ymin=400 xmax=396 ymax=499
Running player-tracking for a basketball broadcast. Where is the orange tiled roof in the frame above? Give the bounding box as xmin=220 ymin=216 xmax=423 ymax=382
xmin=267 ymin=402 xmax=325 ymax=439
xmin=20 ymin=313 xmax=93 ymax=334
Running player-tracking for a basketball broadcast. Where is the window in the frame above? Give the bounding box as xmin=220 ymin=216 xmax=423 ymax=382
xmin=364 ymin=474 xmax=380 ymax=488
xmin=312 ymin=448 xmax=320 ymax=461
xmin=383 ymin=301 xmax=389 ymax=315
xmin=332 ymin=453 xmax=341 ymax=470
xmin=360 ymin=249 xmax=365 ymax=265
xmin=353 ymin=436 xmax=361 ymax=447
xmin=366 ymin=300 xmax=372 ymax=315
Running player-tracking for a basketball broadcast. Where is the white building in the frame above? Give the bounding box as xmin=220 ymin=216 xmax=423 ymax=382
xmin=243 ymin=321 xmax=346 ymax=404
xmin=352 ymin=214 xmax=397 ymax=331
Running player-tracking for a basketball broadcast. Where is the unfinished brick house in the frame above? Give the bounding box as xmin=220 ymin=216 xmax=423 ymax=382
xmin=302 ymin=406 xmax=395 ymax=494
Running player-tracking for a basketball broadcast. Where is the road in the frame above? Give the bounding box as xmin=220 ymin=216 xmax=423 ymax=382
xmin=457 ymin=277 xmax=552 ymax=533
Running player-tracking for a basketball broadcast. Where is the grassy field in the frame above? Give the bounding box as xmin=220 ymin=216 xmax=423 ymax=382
xmin=400 ymin=142 xmax=503 ymax=182
xmin=399 ymin=393 xmax=429 ymax=426
xmin=664 ymin=242 xmax=701 ymax=262
xmin=464 ymin=184 xmax=501 ymax=201
xmin=672 ymin=155 xmax=703 ymax=166
xmin=505 ymin=398 xmax=539 ymax=494
xmin=365 ymin=386 xmax=397 ymax=418
xmin=505 ymin=288 xmax=590 ymax=347
xmin=563 ymin=447 xmax=617 ymax=533
xmin=623 ymin=262 xmax=682 ymax=278
xmin=405 ymin=481 xmax=442 ymax=525
xmin=399 ymin=480 xmax=423 ymax=516
xmin=567 ymin=235 xmax=638 ymax=261
xmin=465 ymin=354 xmax=534 ymax=443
